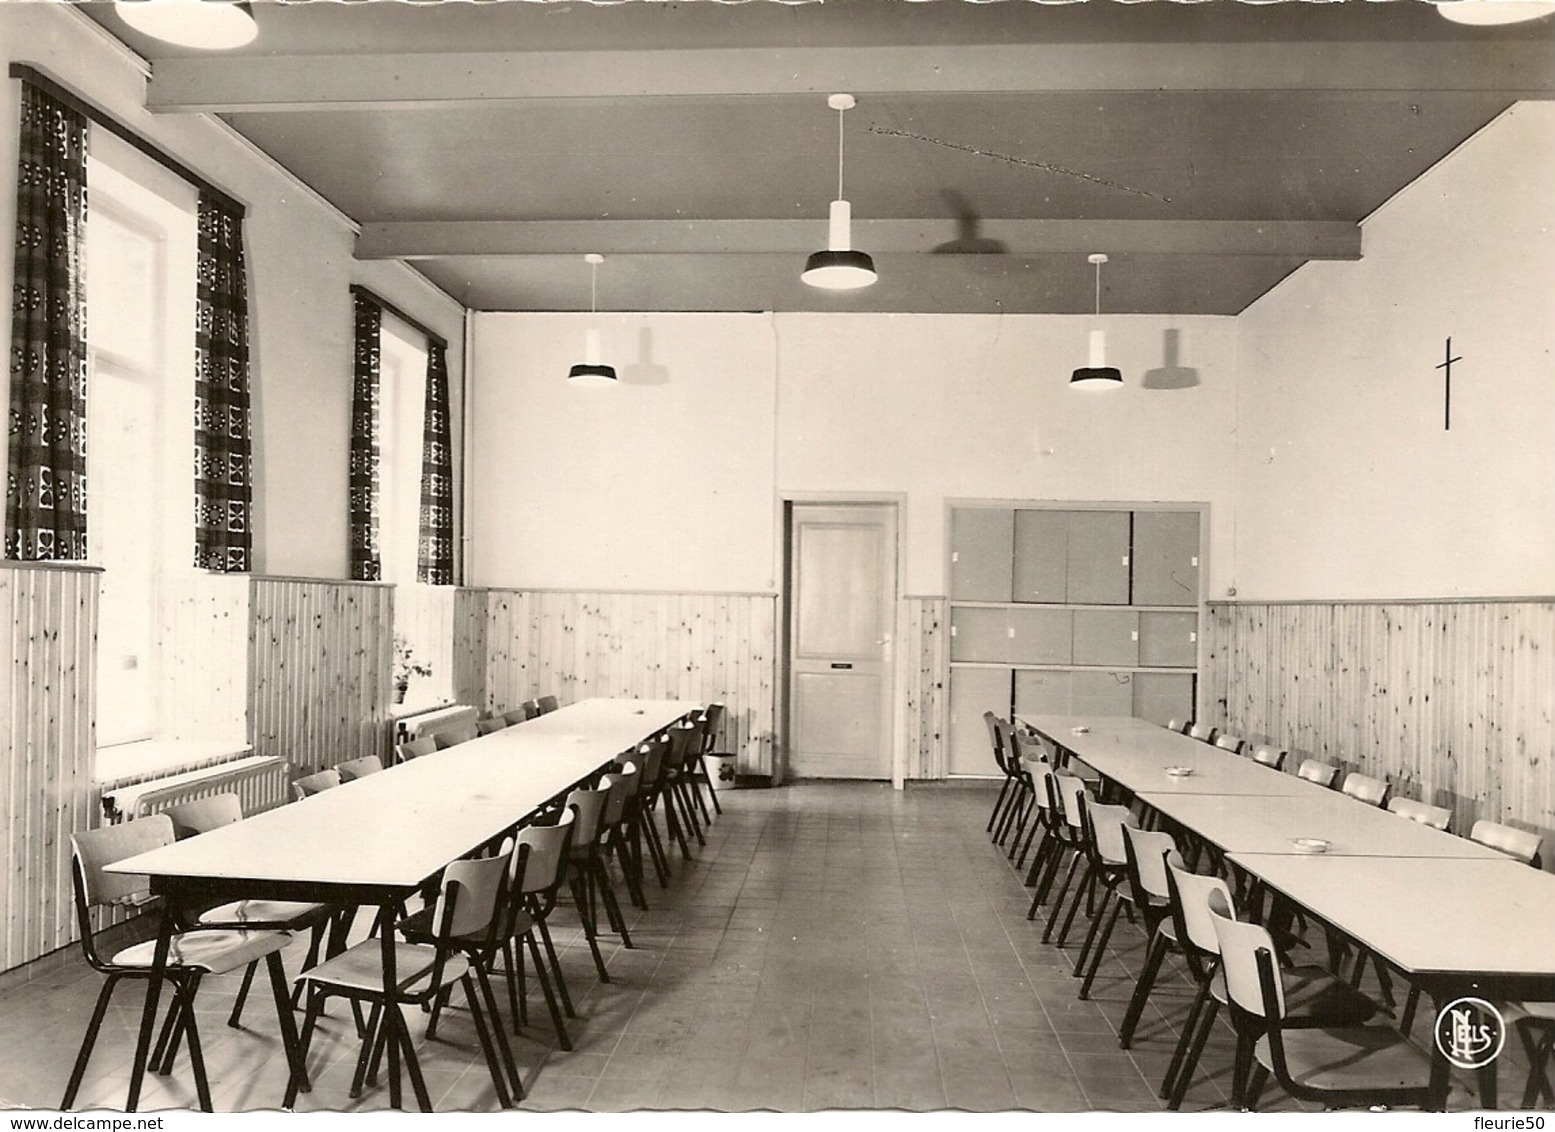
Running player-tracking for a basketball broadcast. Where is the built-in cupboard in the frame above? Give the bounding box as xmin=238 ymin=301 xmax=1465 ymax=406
xmin=946 ymin=504 xmax=1204 ymax=776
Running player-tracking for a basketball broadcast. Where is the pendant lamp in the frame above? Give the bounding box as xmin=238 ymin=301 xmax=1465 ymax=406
xmin=116 ymin=0 xmax=258 ymax=49
xmin=1435 ymin=0 xmax=1555 ymax=24
xmin=568 ymin=254 xmax=617 ymax=383
xmin=1071 ymin=254 xmax=1123 ymax=389
xmin=802 ymin=94 xmax=877 ymax=290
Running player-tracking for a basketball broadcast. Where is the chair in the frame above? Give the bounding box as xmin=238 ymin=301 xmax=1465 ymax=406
xmin=664 ymin=715 xmax=708 ymax=849
xmin=395 ymin=736 xmax=437 ymax=764
xmin=1248 ymin=744 xmax=1287 ymax=771
xmin=1386 ymin=796 xmax=1451 ymax=830
xmin=687 ymin=702 xmax=730 ymax=818
xmin=434 ymin=722 xmax=480 ymax=749
xmin=984 ymin=711 xmax=1020 ymax=840
xmin=476 ymin=716 xmax=509 ymax=736
xmin=63 ymin=817 xmax=302 ymax=1112
xmin=1214 ymin=732 xmax=1246 ymax=756
xmin=1340 ymin=772 xmax=1389 ymax=807
xmin=1295 ymin=759 xmax=1339 ymax=788
xmin=1208 ymin=900 xmax=1434 ymax=1111
xmin=1504 ymin=1002 xmax=1555 ymax=1108
xmin=562 ymin=779 xmax=632 ymax=983
xmin=336 ymin=754 xmax=384 ymax=783
xmin=159 ymin=793 xmax=340 ymax=1028
xmin=536 ymin=695 xmax=559 ymax=714
xmin=286 ymin=852 xmax=518 ymax=1111
xmin=1159 ymin=863 xmax=1379 ymax=1109
xmin=1027 ymin=772 xmax=1087 ymax=928
xmin=629 ymin=737 xmax=675 ymax=887
xmin=1058 ymin=799 xmax=1135 ymax=988
xmin=1469 ymin=819 xmax=1544 ymax=867
xmin=501 ymin=706 xmax=533 ymax=726
xmin=1113 ymin=825 xmax=1184 ymax=1044
xmin=599 ymin=760 xmax=648 ymax=911
xmin=1187 ymin=721 xmax=1216 ymax=743
xmin=500 ymin=811 xmax=578 ymax=1050
xmin=1165 ymin=718 xmax=1190 ymax=735
xmin=1000 ymin=720 xmax=1043 ymax=859
xmin=292 ymin=768 xmax=341 ymax=801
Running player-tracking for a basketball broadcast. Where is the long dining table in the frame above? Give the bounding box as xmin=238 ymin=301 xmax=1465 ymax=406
xmin=105 ymin=697 xmax=699 ymax=1112
xmin=1020 ymin=713 xmax=1555 ymax=1111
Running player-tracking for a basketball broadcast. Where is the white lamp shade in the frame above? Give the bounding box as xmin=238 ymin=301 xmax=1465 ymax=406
xmin=802 ymin=200 xmax=877 ymax=290
xmin=117 ymin=0 xmax=259 ymax=49
xmin=1071 ymin=330 xmax=1122 ymax=388
xmin=1435 ymin=0 xmax=1555 ymax=23
xmin=568 ymin=327 xmax=616 ymax=383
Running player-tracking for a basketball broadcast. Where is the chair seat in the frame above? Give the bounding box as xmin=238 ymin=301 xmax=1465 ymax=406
xmin=297 ymin=940 xmax=468 ymax=998
xmin=197 ymin=899 xmax=331 ymax=929
xmin=113 ymin=929 xmax=291 ymax=976
xmin=1256 ymin=1025 xmax=1433 ymax=1093
xmin=1505 ymin=1001 xmax=1555 ymax=1024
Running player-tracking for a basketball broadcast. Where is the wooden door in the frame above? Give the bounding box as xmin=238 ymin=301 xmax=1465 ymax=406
xmin=786 ymin=503 xmax=897 ymax=779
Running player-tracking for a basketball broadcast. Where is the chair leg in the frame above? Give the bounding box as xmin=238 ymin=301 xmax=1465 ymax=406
xmin=698 ymin=755 xmax=723 ymax=815
xmin=175 ymin=975 xmax=215 ymax=1113
xmin=642 ymin=808 xmax=671 ymax=886
xmin=1520 ymin=1020 xmax=1555 ymax=1108
xmin=284 ymin=985 xmax=326 ymax=1109
xmin=391 ymin=1004 xmax=433 ymax=1113
xmin=593 ymin=856 xmax=633 ymax=949
xmin=987 ymin=776 xmax=1014 ymax=834
xmin=62 ymin=976 xmax=120 ymax=1110
xmin=1077 ymin=894 xmax=1124 ymax=1000
xmin=228 ymin=960 xmax=259 ymax=1029
xmin=525 ymin=932 xmax=572 ymax=1051
xmin=1118 ymin=930 xmax=1171 ymax=1048
xmin=501 ymin=939 xmax=523 ymax=1031
xmin=570 ymin=875 xmax=611 ymax=983
xmin=463 ymin=973 xmax=515 ymax=1108
xmin=1040 ymin=851 xmax=1083 ymax=943
xmin=537 ymin=918 xmax=576 ymax=1018
xmin=1072 ymin=884 xmax=1112 ymax=977
xmin=264 ymin=950 xmax=311 ymax=1095
xmin=1054 ymin=862 xmax=1096 ymax=949
xmin=1244 ymin=1061 xmax=1270 ymax=1111
xmin=1166 ymin=983 xmax=1219 ymax=1109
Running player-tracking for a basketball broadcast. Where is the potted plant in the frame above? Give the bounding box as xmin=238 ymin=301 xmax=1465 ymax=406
xmin=392 ymin=634 xmax=432 ymax=705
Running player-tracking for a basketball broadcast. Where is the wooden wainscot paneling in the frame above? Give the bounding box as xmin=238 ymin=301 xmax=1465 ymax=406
xmin=249 ymin=578 xmax=393 ymax=774
xmin=484 ymin=590 xmax=777 ymax=774
xmin=0 ymin=562 xmax=99 ymax=971
xmin=451 ymin=587 xmax=487 ymax=710
xmin=157 ymin=572 xmax=249 ymax=743
xmin=902 ymin=596 xmax=948 ymax=780
xmin=1207 ymin=599 xmax=1555 ymax=866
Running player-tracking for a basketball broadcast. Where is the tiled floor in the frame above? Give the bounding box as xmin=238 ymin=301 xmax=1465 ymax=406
xmin=0 ymin=781 xmax=1542 ymax=1112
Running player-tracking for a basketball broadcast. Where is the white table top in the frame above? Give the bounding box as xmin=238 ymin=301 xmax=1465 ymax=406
xmin=1228 ymin=853 xmax=1555 ymax=984
xmin=1138 ymin=791 xmax=1510 ymax=859
xmin=107 ymin=698 xmax=697 ymax=894
xmin=1021 ymin=714 xmax=1320 ymax=796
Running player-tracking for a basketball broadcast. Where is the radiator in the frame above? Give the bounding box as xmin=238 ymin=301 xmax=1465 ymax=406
xmin=101 ymin=755 xmax=291 ymax=822
xmin=395 ymin=704 xmax=479 ymax=744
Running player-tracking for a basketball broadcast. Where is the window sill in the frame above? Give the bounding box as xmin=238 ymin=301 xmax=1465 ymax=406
xmin=95 ymin=738 xmax=254 ymax=789
xmin=390 ymin=696 xmax=456 ymax=723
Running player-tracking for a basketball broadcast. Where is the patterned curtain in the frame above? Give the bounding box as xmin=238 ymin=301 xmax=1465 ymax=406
xmin=193 ymin=193 xmax=254 ymax=572
xmin=417 ymin=341 xmax=454 ymax=585
xmin=5 ymin=82 xmax=89 ymax=561
xmin=349 ymin=292 xmax=382 ymax=581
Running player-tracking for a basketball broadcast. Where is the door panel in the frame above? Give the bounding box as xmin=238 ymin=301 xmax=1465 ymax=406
xmin=950 ymin=606 xmax=1011 ymax=663
xmin=1132 ymin=671 xmax=1196 ymax=726
xmin=1139 ymin=611 xmax=1199 ymax=668
xmin=947 ymin=666 xmax=1013 ymax=776
xmin=787 ymin=504 xmax=896 ymax=780
xmin=950 ymin=508 xmax=1014 ymax=602
xmin=1066 ymin=510 xmax=1132 ymax=604
xmin=1133 ymin=511 xmax=1201 ymax=606
xmin=1073 ymin=670 xmax=1136 ymax=716
xmin=1014 ymin=669 xmax=1074 ymax=717
xmin=1008 ymin=607 xmax=1074 ymax=665
xmin=1072 ymin=609 xmax=1140 ymax=667
xmin=1013 ymin=509 xmax=1068 ymax=603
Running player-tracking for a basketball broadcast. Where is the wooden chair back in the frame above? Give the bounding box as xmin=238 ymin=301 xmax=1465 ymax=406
xmin=434 ymin=722 xmax=479 ymax=749
xmin=1249 ymin=744 xmax=1287 ymax=770
xmin=477 ymin=716 xmax=508 ymax=735
xmin=1214 ymin=733 xmax=1246 ymax=755
xmin=1187 ymin=722 xmax=1216 ymax=743
xmin=1296 ymin=759 xmax=1338 ymax=788
xmin=336 ymin=755 xmax=384 ymax=783
xmin=292 ymin=768 xmax=341 ymax=800
xmin=396 ymin=736 xmax=437 ymax=763
xmin=1470 ymin=820 xmax=1543 ymax=867
xmin=1387 ymin=796 xmax=1451 ymax=830
xmin=1340 ymin=772 xmax=1389 ymax=807
xmin=160 ymin=792 xmax=244 ymax=839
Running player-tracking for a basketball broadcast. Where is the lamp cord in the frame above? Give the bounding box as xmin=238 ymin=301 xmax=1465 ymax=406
xmin=836 ymin=104 xmax=846 ymax=201
xmin=1094 ymin=259 xmax=1102 ymax=317
xmin=590 ymin=260 xmax=598 ymax=315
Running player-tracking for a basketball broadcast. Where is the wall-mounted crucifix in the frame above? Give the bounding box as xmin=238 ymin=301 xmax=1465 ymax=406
xmin=1435 ymin=336 xmax=1462 ymax=431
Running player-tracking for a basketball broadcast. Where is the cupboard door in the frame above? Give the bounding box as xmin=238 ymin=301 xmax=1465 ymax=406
xmin=1012 ymin=509 xmax=1068 ymax=604
xmin=1008 ymin=608 xmax=1073 ymax=665
xmin=1139 ymin=611 xmax=1199 ymax=668
xmin=1073 ymin=670 xmax=1136 ymax=717
xmin=950 ymin=607 xmax=1010 ymax=663
xmin=1133 ymin=510 xmax=1200 ymax=606
xmin=950 ymin=508 xmax=1014 ymax=601
xmin=947 ymin=667 xmax=1013 ymax=776
xmin=1014 ymin=669 xmax=1073 ymax=719
xmin=1132 ymin=672 xmax=1196 ymax=727
xmin=1072 ymin=609 xmax=1139 ymax=667
xmin=1066 ymin=510 xmax=1132 ymax=605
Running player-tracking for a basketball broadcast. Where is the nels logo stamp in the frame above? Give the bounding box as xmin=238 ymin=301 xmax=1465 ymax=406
xmin=1434 ymin=997 xmax=1505 ymax=1071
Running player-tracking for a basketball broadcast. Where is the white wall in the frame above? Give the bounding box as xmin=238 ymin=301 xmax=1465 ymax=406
xmin=1232 ymin=103 xmax=1555 ymax=601
xmin=470 ymin=310 xmax=1241 ymax=596
xmin=0 ymin=5 xmax=465 ymax=579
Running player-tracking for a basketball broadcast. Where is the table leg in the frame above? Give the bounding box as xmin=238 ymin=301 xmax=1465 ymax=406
xmin=125 ymin=904 xmax=176 ymax=1112
xmin=379 ymin=906 xmax=403 ymax=1110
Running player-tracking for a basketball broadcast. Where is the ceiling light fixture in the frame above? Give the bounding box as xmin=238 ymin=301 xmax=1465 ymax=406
xmin=1435 ymin=0 xmax=1555 ymax=24
xmin=568 ymin=253 xmax=617 ymax=384
xmin=115 ymin=0 xmax=259 ymax=50
xmin=1071 ymin=253 xmax=1123 ymax=390
xmin=802 ymin=93 xmax=877 ymax=291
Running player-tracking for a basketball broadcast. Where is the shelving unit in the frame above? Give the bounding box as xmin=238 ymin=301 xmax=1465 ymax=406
xmin=945 ymin=503 xmax=1205 ymax=776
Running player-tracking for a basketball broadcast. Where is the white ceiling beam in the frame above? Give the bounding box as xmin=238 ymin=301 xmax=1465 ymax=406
xmin=146 ymin=43 xmax=1555 ymax=112
xmin=356 ymin=218 xmax=1362 ymax=260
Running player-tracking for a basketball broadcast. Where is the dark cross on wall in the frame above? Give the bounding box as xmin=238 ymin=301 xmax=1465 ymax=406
xmin=1435 ymin=337 xmax=1462 ymax=431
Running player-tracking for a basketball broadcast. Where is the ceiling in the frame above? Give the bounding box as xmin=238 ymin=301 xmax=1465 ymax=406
xmin=77 ymin=0 xmax=1555 ymax=315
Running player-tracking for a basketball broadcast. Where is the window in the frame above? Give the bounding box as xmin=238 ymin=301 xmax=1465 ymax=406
xmin=83 ymin=139 xmax=197 ymax=747
xmin=376 ymin=314 xmax=429 ymax=588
